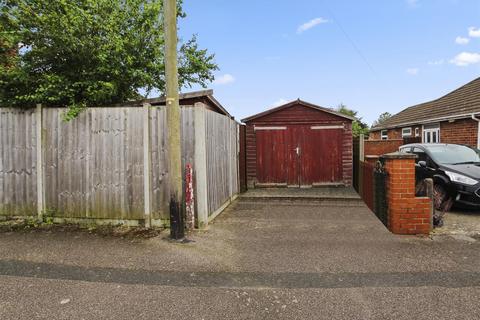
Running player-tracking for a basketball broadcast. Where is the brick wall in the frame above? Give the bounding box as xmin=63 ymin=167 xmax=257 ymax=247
xmin=440 ymin=118 xmax=478 ymax=148
xmin=365 ymin=139 xmax=403 ymax=156
xmin=371 ymin=118 xmax=480 ymax=148
xmin=370 ymin=126 xmax=422 ymax=141
xmin=382 ymin=153 xmax=432 ymax=235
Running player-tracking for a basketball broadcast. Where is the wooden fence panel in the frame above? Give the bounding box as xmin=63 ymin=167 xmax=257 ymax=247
xmin=205 ymin=110 xmax=239 ymax=216
xmin=0 ymin=108 xmax=37 ymax=216
xmin=1 ymin=105 xmax=240 ymax=224
xmin=44 ymin=107 xmax=145 ymax=220
xmin=150 ymin=106 xmax=169 ymax=220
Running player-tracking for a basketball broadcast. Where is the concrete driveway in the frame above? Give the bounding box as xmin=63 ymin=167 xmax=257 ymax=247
xmin=0 ymin=192 xmax=479 ymax=319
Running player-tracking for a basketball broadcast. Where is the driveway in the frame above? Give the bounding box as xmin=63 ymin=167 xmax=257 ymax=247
xmin=0 ymin=191 xmax=479 ymax=319
xmin=433 ymin=206 xmax=480 ymax=241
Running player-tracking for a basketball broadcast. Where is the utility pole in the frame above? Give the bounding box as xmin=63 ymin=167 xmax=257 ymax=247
xmin=164 ymin=0 xmax=184 ymax=239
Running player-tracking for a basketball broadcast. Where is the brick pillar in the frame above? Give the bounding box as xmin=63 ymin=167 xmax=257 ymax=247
xmin=381 ymin=152 xmax=433 ymax=235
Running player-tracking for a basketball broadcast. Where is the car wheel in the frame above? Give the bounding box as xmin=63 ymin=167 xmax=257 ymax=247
xmin=433 ymin=184 xmax=453 ymax=212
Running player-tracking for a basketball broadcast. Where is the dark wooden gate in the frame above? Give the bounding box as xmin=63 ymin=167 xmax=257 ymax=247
xmin=374 ymin=164 xmax=388 ymax=226
xmin=256 ymin=125 xmax=344 ymax=186
xmin=353 ymin=137 xmax=360 ymax=192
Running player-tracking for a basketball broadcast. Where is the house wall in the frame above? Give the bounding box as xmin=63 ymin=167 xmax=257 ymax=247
xmin=370 ymin=126 xmax=422 ymax=141
xmin=245 ymin=103 xmax=353 ymax=187
xmin=370 ymin=118 xmax=479 ymax=148
xmin=440 ymin=118 xmax=478 ymax=148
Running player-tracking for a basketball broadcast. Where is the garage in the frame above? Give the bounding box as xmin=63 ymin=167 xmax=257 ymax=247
xmin=242 ymin=100 xmax=354 ymax=188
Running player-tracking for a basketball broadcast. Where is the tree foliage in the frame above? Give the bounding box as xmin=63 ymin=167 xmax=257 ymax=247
xmin=372 ymin=112 xmax=392 ymax=127
xmin=0 ymin=0 xmax=218 ymax=119
xmin=336 ymin=104 xmax=369 ymax=137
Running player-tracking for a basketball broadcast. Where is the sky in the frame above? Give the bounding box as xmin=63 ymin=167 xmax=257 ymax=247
xmin=178 ymin=0 xmax=480 ymax=125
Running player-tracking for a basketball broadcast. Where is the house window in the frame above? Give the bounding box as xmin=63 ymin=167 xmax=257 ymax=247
xmin=402 ymin=127 xmax=412 ymax=137
xmin=423 ymin=124 xmax=440 ymax=143
xmin=381 ymin=130 xmax=388 ymax=140
xmin=415 ymin=127 xmax=420 ymax=137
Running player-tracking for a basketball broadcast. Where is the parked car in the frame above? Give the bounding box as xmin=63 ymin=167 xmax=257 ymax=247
xmin=399 ymin=143 xmax=480 ymax=211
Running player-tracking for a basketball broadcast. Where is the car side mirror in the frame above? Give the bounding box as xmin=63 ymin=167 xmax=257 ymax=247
xmin=418 ymin=161 xmax=427 ymax=168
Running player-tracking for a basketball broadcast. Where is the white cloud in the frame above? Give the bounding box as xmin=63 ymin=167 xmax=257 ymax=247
xmin=214 ymin=74 xmax=235 ymax=85
xmin=468 ymin=27 xmax=480 ymax=38
xmin=455 ymin=36 xmax=470 ymax=45
xmin=297 ymin=17 xmax=329 ymax=34
xmin=428 ymin=59 xmax=444 ymax=66
xmin=450 ymin=52 xmax=480 ymax=66
xmin=271 ymin=99 xmax=288 ymax=107
xmin=406 ymin=0 xmax=420 ymax=7
xmin=406 ymin=68 xmax=419 ymax=75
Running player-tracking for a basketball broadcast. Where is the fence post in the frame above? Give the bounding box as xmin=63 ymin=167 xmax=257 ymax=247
xmin=424 ymin=178 xmax=434 ymax=230
xmin=359 ymin=133 xmax=365 ymax=162
xmin=36 ymin=104 xmax=45 ymax=222
xmin=143 ymin=103 xmax=152 ymax=228
xmin=194 ymin=104 xmax=209 ymax=228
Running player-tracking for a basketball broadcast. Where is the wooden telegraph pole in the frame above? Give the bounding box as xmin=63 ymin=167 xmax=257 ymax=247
xmin=164 ymin=0 xmax=185 ymax=239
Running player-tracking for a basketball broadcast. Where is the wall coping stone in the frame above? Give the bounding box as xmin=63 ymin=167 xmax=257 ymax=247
xmin=381 ymin=152 xmax=417 ymax=160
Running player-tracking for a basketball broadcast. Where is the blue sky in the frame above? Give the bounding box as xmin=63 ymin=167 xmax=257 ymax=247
xmin=178 ymin=0 xmax=480 ymax=125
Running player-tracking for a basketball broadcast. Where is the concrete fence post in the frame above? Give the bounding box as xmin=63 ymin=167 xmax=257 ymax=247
xmin=143 ymin=103 xmax=152 ymax=228
xmin=194 ymin=104 xmax=209 ymax=228
xmin=36 ymin=104 xmax=45 ymax=221
xmin=359 ymin=133 xmax=365 ymax=162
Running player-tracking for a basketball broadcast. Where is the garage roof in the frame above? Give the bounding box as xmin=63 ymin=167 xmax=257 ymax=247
xmin=242 ymin=99 xmax=355 ymax=123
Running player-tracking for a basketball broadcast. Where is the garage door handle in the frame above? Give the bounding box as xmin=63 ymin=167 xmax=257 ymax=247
xmin=295 ymin=147 xmax=300 ymax=155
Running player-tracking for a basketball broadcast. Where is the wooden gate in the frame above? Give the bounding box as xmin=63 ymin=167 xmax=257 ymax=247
xmin=256 ymin=125 xmax=344 ymax=186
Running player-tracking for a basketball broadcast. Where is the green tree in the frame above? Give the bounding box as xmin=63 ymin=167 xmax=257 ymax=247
xmin=0 ymin=0 xmax=218 ymax=119
xmin=336 ymin=104 xmax=369 ymax=137
xmin=372 ymin=112 xmax=392 ymax=127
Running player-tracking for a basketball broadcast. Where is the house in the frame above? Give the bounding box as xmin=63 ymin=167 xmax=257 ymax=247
xmin=370 ymin=77 xmax=480 ymax=149
xmin=242 ymin=99 xmax=354 ymax=188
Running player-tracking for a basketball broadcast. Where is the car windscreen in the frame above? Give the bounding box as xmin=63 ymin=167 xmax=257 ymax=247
xmin=426 ymin=145 xmax=480 ymax=164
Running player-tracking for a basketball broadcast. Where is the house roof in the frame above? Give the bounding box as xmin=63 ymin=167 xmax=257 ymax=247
xmin=372 ymin=77 xmax=480 ymax=131
xmin=241 ymin=99 xmax=355 ymax=123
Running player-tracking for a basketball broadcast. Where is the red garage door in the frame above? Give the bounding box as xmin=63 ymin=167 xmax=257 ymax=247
xmin=256 ymin=125 xmax=343 ymax=186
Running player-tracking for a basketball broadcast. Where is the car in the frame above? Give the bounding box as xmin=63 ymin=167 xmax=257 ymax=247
xmin=399 ymin=143 xmax=480 ymax=211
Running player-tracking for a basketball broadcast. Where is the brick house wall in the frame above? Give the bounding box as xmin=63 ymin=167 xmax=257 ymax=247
xmin=440 ymin=118 xmax=478 ymax=148
xmin=370 ymin=126 xmax=422 ymax=141
xmin=371 ymin=118 xmax=479 ymax=149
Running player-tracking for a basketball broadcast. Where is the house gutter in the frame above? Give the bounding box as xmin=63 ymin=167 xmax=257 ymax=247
xmin=472 ymin=114 xmax=480 ymax=149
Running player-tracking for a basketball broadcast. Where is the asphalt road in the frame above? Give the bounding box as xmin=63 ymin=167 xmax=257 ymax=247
xmin=1 ymin=198 xmax=479 ymax=319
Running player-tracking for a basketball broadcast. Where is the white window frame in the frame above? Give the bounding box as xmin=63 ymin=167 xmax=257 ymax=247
xmin=402 ymin=127 xmax=412 ymax=137
xmin=415 ymin=127 xmax=420 ymax=137
xmin=422 ymin=124 xmax=440 ymax=143
xmin=381 ymin=130 xmax=388 ymax=140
